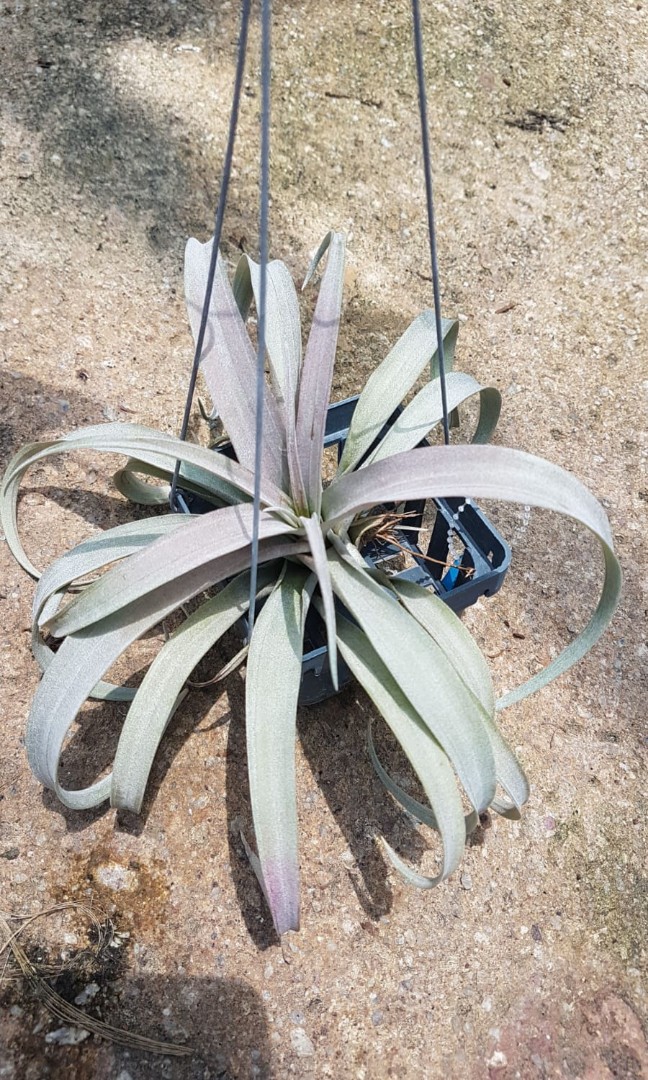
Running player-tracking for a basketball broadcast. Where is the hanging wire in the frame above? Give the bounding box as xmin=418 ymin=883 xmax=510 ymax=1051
xmin=411 ymin=0 xmax=450 ymax=446
xmin=247 ymin=0 xmax=272 ymax=635
xmin=169 ymin=0 xmax=252 ymax=512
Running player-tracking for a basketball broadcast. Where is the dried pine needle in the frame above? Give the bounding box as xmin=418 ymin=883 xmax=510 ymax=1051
xmin=0 ymin=903 xmax=191 ymax=1057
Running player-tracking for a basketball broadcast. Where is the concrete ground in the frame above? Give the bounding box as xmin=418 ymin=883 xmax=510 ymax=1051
xmin=0 ymin=1 xmax=646 ymax=1077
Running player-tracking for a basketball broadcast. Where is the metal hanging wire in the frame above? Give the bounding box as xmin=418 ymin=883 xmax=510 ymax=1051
xmin=169 ymin=0 xmax=252 ymax=513
xmin=170 ymin=0 xmax=450 ymax=622
xmin=248 ymin=0 xmax=272 ymax=634
xmin=411 ymin=0 xmax=451 ymax=445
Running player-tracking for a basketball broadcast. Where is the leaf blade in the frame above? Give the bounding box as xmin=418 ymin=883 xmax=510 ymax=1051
xmin=323 ymin=443 xmax=622 ymax=709
xmin=327 ymin=551 xmax=497 ymax=812
xmin=111 ymin=566 xmax=278 ymax=813
xmin=184 ymin=239 xmax=288 ymax=489
xmin=245 ymin=566 xmax=308 ymax=934
xmin=337 ymin=314 xmax=459 ymax=473
xmin=389 ymin=578 xmax=529 ymax=813
xmin=48 ymin=504 xmax=295 ymax=637
xmin=1 ymin=423 xmax=287 ymax=578
xmin=236 ymin=253 xmax=307 ymax=507
xmin=31 ymin=514 xmax=194 ymax=701
xmin=366 ymin=373 xmax=501 ymax=465
xmin=331 ymin=612 xmax=467 ymax=885
xmin=294 ymin=232 xmax=346 ymax=512
xmin=26 ymin=538 xmax=305 ymax=809
xmin=300 ymin=515 xmax=338 ymax=690
xmin=236 ymin=255 xmax=302 ymax=416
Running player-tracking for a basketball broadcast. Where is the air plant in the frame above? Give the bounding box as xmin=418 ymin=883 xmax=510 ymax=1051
xmin=1 ymin=232 xmax=621 ymax=936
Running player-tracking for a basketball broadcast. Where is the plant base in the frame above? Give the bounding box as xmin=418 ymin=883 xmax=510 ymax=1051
xmin=180 ymin=396 xmax=511 ymax=705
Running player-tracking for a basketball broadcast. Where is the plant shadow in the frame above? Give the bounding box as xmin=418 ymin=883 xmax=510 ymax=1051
xmin=31 ymin=486 xmax=159 ymax=530
xmin=298 ymin=688 xmax=429 ymax=919
xmin=0 ymin=372 xmax=111 ymax=468
xmin=1 ymin=963 xmax=272 ymax=1079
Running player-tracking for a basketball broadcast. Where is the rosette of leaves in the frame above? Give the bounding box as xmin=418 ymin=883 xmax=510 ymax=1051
xmin=1 ymin=232 xmax=621 ymax=936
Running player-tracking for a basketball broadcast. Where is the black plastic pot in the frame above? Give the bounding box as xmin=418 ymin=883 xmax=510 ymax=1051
xmin=179 ymin=395 xmax=510 ymax=705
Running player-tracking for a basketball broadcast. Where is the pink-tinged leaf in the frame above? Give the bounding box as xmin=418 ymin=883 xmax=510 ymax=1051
xmin=48 ymin=503 xmax=297 ymax=637
xmin=322 ymin=444 xmax=622 ymax=708
xmin=295 ymin=232 xmax=346 ymax=513
xmin=184 ymin=238 xmax=288 ymax=489
xmin=245 ymin=567 xmax=308 ymax=935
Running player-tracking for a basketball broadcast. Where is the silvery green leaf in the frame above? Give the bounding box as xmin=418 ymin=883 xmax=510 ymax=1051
xmin=367 ymin=724 xmax=480 ymax=838
xmin=324 ymin=444 xmax=615 ymax=545
xmin=231 ymin=254 xmax=253 ymax=320
xmin=188 ymin=641 xmax=249 ymax=687
xmin=234 ymin=253 xmax=307 ymax=508
xmin=240 ymin=830 xmax=271 ymax=911
xmin=379 ymin=835 xmax=448 ymax=891
xmin=111 ymin=453 xmax=242 ymax=509
xmin=389 ymin=579 xmax=529 ymax=814
xmin=111 ymin=567 xmax=277 ymax=813
xmin=112 ymin=465 xmax=170 ymax=505
xmin=48 ymin=505 xmax=295 ymax=638
xmin=246 ymin=565 xmax=309 ymax=935
xmin=481 ymin=720 xmax=528 ymax=820
xmin=366 ymin=373 xmax=501 ymax=465
xmin=337 ymin=314 xmax=459 ymax=474
xmin=1 ymin=423 xmax=286 ymax=578
xmin=295 ymin=232 xmax=346 ymax=513
xmin=327 ymin=526 xmax=378 ymax=573
xmin=184 ymin=238 xmax=288 ymax=489
xmin=26 ymin=538 xmax=304 ymax=810
xmin=31 ymin=608 xmax=136 ymax=703
xmin=327 ymin=551 xmax=497 ymax=812
xmin=331 ymin=611 xmax=467 ymax=885
xmin=302 ymin=231 xmax=334 ymax=289
xmin=234 ymin=255 xmax=302 ymax=415
xmin=33 ymin=516 xmax=194 ymax=627
xmin=322 ymin=443 xmax=622 ymax=708
xmin=114 ymin=454 xmax=236 ymax=508
xmin=388 ymin=578 xmax=495 ymax=711
xmin=31 ymin=515 xmax=194 ymax=700
xmin=28 ymin=567 xmax=234 ymax=807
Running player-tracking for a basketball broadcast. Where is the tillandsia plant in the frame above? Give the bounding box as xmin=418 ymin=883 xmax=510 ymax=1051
xmin=1 ymin=232 xmax=621 ymax=936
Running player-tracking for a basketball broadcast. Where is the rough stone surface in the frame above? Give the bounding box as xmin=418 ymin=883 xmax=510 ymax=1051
xmin=0 ymin=2 xmax=646 ymax=1078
